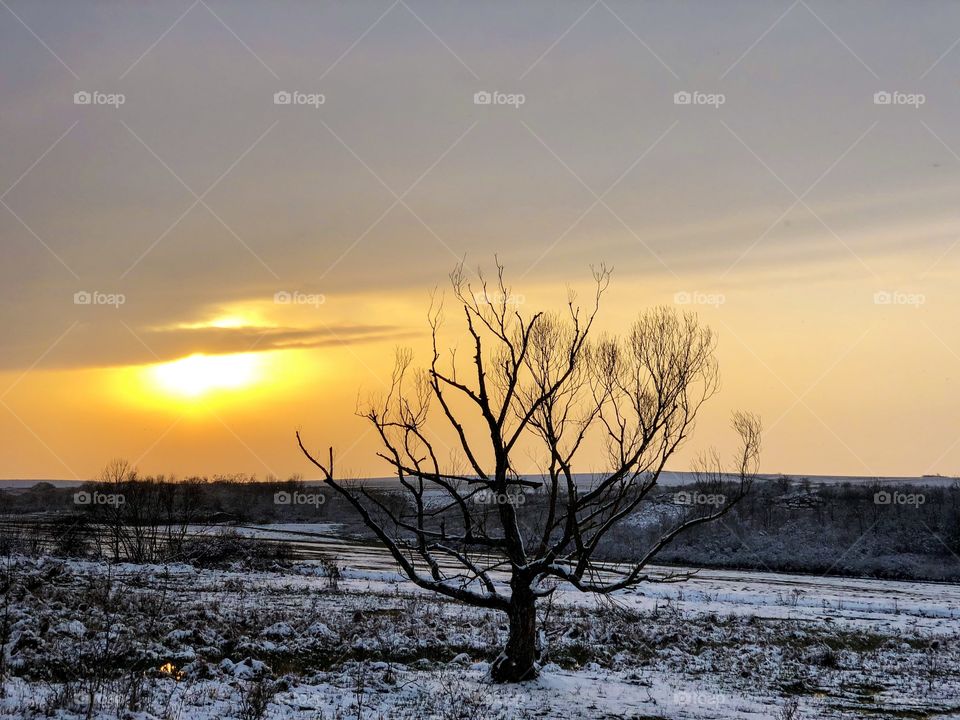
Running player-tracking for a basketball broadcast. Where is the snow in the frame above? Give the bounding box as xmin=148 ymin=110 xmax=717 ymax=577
xmin=235 ymin=522 xmax=960 ymax=636
xmin=3 ymin=529 xmax=960 ymax=719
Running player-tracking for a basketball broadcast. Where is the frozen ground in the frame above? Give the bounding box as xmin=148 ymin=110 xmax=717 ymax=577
xmin=1 ymin=525 xmax=959 ymax=719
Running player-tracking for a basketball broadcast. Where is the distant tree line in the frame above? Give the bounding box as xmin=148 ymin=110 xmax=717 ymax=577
xmin=0 ymin=459 xmax=352 ymax=563
xmin=595 ymin=477 xmax=960 ymax=581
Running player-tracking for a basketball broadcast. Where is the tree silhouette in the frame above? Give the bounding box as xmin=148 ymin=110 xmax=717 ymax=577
xmin=298 ymin=262 xmax=761 ymax=682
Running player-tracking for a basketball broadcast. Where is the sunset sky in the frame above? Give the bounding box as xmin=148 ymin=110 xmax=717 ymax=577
xmin=2 ymin=1 xmax=959 ymax=480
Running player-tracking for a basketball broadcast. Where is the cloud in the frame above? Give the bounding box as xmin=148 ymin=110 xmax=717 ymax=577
xmin=0 ymin=321 xmax=418 ymax=372
xmin=142 ymin=323 xmax=418 ymax=360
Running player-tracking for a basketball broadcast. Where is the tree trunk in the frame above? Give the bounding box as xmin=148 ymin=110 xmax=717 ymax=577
xmin=491 ymin=587 xmax=539 ymax=682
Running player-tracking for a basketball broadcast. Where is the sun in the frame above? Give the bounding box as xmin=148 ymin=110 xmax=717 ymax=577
xmin=148 ymin=353 xmax=262 ymax=398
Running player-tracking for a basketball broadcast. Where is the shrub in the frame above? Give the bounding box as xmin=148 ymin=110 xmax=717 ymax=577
xmin=180 ymin=529 xmax=293 ymax=568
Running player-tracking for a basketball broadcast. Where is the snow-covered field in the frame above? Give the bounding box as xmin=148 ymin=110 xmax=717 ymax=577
xmin=236 ymin=523 xmax=960 ymax=635
xmin=2 ymin=523 xmax=960 ymax=719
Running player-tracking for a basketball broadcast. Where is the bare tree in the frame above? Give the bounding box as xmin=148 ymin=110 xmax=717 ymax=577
xmin=97 ymin=458 xmax=135 ymax=562
xmin=298 ymin=262 xmax=761 ymax=682
xmin=87 ymin=461 xmax=203 ymax=563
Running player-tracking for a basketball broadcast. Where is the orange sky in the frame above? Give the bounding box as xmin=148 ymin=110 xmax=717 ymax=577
xmin=2 ymin=2 xmax=959 ymax=480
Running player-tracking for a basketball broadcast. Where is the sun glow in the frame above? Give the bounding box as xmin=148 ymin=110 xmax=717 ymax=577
xmin=148 ymin=353 xmax=262 ymax=398
xmin=170 ymin=312 xmax=266 ymax=331
xmin=203 ymin=315 xmax=250 ymax=329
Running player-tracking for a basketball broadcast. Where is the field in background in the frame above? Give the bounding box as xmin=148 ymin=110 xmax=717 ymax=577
xmin=4 ymin=474 xmax=959 ymax=581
